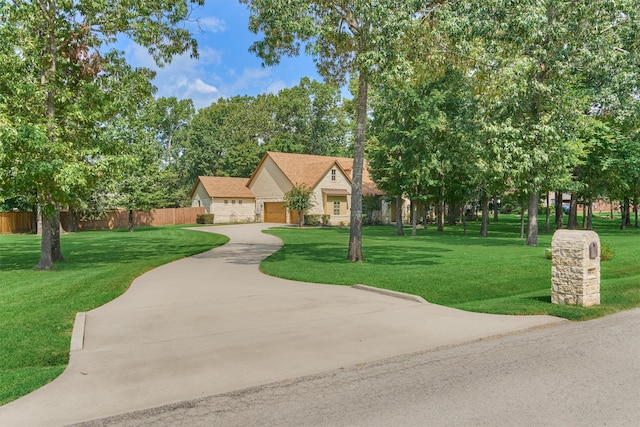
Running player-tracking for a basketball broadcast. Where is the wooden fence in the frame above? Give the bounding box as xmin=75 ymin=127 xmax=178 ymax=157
xmin=1 ymin=207 xmax=205 ymax=234
xmin=0 ymin=212 xmax=35 ymax=234
xmin=63 ymin=207 xmax=206 ymax=231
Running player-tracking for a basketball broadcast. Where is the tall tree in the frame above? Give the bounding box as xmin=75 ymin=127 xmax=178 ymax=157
xmin=440 ymin=0 xmax=636 ymax=245
xmin=272 ymin=78 xmax=349 ymax=156
xmin=146 ymin=97 xmax=195 ymax=167
xmin=241 ymin=0 xmax=428 ymax=261
xmin=0 ymin=0 xmax=201 ymax=269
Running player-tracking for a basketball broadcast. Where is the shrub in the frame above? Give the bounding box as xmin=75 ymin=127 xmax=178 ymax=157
xmin=196 ymin=214 xmax=214 ymax=224
xmin=303 ymin=214 xmax=322 ymax=226
xmin=321 ymin=215 xmax=331 ymax=226
xmin=544 ymin=248 xmax=552 ymax=260
xmin=600 ymin=243 xmax=613 ymax=261
xmin=501 ymin=203 xmax=514 ymax=214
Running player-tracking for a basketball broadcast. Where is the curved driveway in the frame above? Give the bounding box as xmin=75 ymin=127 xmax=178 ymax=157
xmin=0 ymin=224 xmax=564 ymax=426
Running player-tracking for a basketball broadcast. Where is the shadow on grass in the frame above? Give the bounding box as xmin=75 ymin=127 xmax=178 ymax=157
xmin=0 ymin=228 xmax=225 ymax=272
xmin=265 ymin=241 xmax=444 ymax=266
xmin=527 ymin=295 xmax=552 ymax=303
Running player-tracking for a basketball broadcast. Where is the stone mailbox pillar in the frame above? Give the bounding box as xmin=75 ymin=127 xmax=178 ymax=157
xmin=551 ymin=230 xmax=600 ymax=307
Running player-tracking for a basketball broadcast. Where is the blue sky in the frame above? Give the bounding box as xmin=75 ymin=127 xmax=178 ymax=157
xmin=120 ymin=1 xmax=322 ymax=110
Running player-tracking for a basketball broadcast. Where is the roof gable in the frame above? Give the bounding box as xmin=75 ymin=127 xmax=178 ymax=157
xmin=245 ymin=151 xmax=384 ymax=195
xmin=192 ymin=176 xmax=255 ymax=199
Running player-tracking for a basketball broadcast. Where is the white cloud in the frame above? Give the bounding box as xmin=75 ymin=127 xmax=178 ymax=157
xmin=217 ymin=67 xmax=273 ymax=96
xmin=196 ymin=17 xmax=226 ymax=33
xmin=265 ymin=80 xmax=287 ymax=94
xmin=123 ymin=43 xmax=224 ymax=108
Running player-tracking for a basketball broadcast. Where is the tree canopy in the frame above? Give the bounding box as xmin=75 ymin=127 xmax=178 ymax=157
xmin=0 ymin=0 xmax=202 ymax=269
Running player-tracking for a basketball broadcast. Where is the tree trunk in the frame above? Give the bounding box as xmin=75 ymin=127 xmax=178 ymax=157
xmin=610 ymin=198 xmax=614 ymax=220
xmin=625 ymin=196 xmax=631 ymax=226
xmin=520 ymin=206 xmax=525 ymax=239
xmin=51 ymin=208 xmax=64 ymax=262
xmin=462 ymin=205 xmax=467 ymax=235
xmin=555 ymin=191 xmax=563 ymax=230
xmin=411 ymin=200 xmax=418 ymax=236
xmin=395 ymin=195 xmax=404 ymax=236
xmin=347 ymin=72 xmax=367 ymax=262
xmin=36 ymin=204 xmax=43 ymax=235
xmin=437 ymin=200 xmax=444 ymax=232
xmin=620 ymin=197 xmax=629 ymax=230
xmin=545 ymin=193 xmax=550 ymax=233
xmin=34 ymin=213 xmax=54 ymax=270
xmin=582 ymin=203 xmax=587 ymax=229
xmin=526 ymin=191 xmax=539 ymax=246
xmin=567 ymin=193 xmax=578 ymax=229
xmin=587 ymin=201 xmax=593 ymax=230
xmin=480 ymin=193 xmax=489 ymax=237
xmin=447 ymin=203 xmax=456 ymax=226
xmin=422 ymin=204 xmax=428 ymax=230
xmin=128 ymin=209 xmax=135 ymax=232
xmin=493 ymin=195 xmax=499 ymax=222
xmin=634 ymin=200 xmax=638 ymax=228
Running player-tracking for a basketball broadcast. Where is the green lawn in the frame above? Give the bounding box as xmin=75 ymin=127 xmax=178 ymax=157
xmin=0 ymin=226 xmax=227 ymax=405
xmin=261 ymin=215 xmax=640 ymax=321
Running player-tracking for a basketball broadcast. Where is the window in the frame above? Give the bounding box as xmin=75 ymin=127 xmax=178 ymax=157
xmin=239 ymin=200 xmax=243 ymax=205
xmin=224 ymin=200 xmax=228 ymax=204
xmin=331 ymin=169 xmax=336 ymax=181
xmin=333 ymin=201 xmax=341 ymax=215
xmin=232 ymin=200 xmax=236 ymax=205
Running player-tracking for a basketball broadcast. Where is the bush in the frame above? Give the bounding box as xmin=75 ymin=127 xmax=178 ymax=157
xmin=303 ymin=214 xmax=322 ymax=226
xmin=196 ymin=214 xmax=214 ymax=224
xmin=501 ymin=203 xmax=514 ymax=214
xmin=600 ymin=243 xmax=613 ymax=261
xmin=322 ymin=215 xmax=331 ymax=226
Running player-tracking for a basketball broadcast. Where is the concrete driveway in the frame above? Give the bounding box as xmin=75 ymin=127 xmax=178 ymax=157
xmin=0 ymin=223 xmax=565 ymax=426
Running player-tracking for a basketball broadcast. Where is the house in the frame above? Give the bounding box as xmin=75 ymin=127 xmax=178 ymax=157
xmin=190 ymin=176 xmax=256 ymax=223
xmin=190 ymin=151 xmax=389 ymax=225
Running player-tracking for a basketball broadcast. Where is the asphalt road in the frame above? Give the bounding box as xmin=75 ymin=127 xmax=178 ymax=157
xmin=77 ymin=308 xmax=640 ymax=427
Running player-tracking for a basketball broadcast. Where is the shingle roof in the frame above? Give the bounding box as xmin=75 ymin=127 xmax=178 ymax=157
xmin=261 ymin=152 xmax=384 ymax=195
xmin=197 ymin=176 xmax=255 ymax=199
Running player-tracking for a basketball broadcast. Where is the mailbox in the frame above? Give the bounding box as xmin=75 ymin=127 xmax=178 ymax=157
xmin=589 ymin=241 xmax=598 ymax=259
xmin=551 ymin=230 xmax=600 ymax=307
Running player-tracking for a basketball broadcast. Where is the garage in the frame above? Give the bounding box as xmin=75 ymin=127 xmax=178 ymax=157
xmin=263 ymin=202 xmax=286 ymax=223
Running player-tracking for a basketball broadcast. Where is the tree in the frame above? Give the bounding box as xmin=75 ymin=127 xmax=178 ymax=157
xmin=369 ymin=66 xmax=478 ymax=235
xmin=241 ymin=0 xmax=428 ymax=261
xmin=272 ymin=78 xmax=349 ymax=157
xmin=111 ymin=111 xmax=167 ymax=232
xmin=283 ymin=185 xmax=315 ymax=226
xmin=439 ymin=0 xmax=638 ymax=245
xmin=143 ymin=97 xmax=195 ymax=207
xmin=146 ymin=97 xmax=195 ymax=167
xmin=0 ymin=0 xmax=201 ymax=269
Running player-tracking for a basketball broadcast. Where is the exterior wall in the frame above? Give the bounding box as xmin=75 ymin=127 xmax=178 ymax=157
xmin=190 ymin=182 xmax=213 ymax=213
xmin=310 ymin=166 xmax=352 ymax=225
xmin=209 ymin=198 xmax=256 ymax=223
xmin=249 ymin=157 xmax=293 ymax=202
xmin=249 ymin=157 xmax=295 ymax=223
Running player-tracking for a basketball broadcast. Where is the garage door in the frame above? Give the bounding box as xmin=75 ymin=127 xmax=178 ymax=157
xmin=264 ymin=202 xmax=286 ymax=223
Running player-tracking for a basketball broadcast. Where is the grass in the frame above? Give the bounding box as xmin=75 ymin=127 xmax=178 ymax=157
xmin=261 ymin=215 xmax=640 ymax=322
xmin=0 ymin=226 xmax=227 ymax=405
